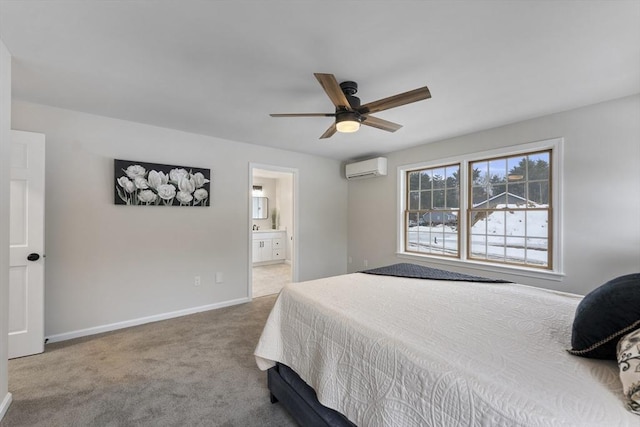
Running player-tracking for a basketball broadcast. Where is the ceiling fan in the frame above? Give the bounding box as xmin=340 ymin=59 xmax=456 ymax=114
xmin=270 ymin=73 xmax=431 ymax=139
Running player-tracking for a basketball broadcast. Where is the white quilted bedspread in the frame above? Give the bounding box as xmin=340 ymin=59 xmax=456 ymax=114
xmin=254 ymin=273 xmax=638 ymax=426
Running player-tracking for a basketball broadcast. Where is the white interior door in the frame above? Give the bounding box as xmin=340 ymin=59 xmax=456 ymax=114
xmin=8 ymin=130 xmax=45 ymax=359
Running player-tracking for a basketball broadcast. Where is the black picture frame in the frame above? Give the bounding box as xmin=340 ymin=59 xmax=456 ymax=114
xmin=114 ymin=159 xmax=211 ymax=206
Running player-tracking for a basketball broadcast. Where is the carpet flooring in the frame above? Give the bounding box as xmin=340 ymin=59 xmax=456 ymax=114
xmin=1 ymin=295 xmax=297 ymax=427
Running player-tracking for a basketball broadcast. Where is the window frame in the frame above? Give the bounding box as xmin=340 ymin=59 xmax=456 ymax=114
xmin=467 ymin=149 xmax=553 ymax=269
xmin=404 ymin=163 xmax=461 ymax=258
xmin=397 ymin=138 xmax=564 ymax=280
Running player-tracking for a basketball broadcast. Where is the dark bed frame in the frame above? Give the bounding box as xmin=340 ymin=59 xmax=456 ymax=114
xmin=268 ymin=363 xmax=356 ymax=426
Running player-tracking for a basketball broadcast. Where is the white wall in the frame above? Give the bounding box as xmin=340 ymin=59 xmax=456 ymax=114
xmin=0 ymin=39 xmax=12 ymax=420
xmin=348 ymin=95 xmax=640 ymax=295
xmin=11 ymin=101 xmax=348 ymax=339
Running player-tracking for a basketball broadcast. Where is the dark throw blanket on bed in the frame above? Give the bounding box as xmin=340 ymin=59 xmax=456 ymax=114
xmin=361 ymin=263 xmax=512 ymax=283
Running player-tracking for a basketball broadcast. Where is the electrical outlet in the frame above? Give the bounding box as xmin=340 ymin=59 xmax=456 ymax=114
xmin=215 ymin=272 xmax=223 ymax=283
xmin=363 ymin=259 xmax=368 ymax=267
xmin=194 ymin=275 xmax=201 ymax=286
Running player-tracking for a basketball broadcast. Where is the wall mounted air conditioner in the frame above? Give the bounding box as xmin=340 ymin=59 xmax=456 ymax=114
xmin=345 ymin=157 xmax=388 ymax=180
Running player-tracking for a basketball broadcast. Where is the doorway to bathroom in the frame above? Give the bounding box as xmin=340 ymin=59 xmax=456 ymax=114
xmin=249 ymin=164 xmax=298 ymax=298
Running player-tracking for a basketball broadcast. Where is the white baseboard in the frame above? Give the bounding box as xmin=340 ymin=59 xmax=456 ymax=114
xmin=0 ymin=392 xmax=12 ymax=421
xmin=45 ymin=297 xmax=250 ymax=344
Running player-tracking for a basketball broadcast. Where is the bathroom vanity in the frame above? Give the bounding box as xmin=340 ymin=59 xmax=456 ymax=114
xmin=252 ymin=230 xmax=286 ymax=265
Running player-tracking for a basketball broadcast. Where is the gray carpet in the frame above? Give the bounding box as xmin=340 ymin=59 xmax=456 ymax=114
xmin=1 ymin=295 xmax=297 ymax=427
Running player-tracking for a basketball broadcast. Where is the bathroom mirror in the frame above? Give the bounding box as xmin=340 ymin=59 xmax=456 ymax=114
xmin=252 ymin=197 xmax=268 ymax=219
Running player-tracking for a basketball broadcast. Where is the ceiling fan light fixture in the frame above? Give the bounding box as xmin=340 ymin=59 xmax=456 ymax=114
xmin=336 ymin=112 xmax=361 ymax=133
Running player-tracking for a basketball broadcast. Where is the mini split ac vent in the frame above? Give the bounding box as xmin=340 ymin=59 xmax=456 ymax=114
xmin=345 ymin=157 xmax=387 ymax=180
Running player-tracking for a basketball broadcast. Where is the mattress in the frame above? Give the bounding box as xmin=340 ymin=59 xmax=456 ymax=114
xmin=255 ymin=272 xmax=637 ymax=426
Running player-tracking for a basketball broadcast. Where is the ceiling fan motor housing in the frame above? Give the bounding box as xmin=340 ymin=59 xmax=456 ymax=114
xmin=336 ymin=81 xmax=362 ymax=131
xmin=339 ymin=81 xmax=358 ymax=95
xmin=339 ymin=81 xmax=361 ymax=109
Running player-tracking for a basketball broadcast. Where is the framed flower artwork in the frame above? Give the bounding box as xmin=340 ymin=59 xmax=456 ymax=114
xmin=114 ymin=159 xmax=211 ymax=206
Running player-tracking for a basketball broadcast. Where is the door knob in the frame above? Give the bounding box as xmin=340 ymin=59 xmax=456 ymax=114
xmin=27 ymin=253 xmax=40 ymax=261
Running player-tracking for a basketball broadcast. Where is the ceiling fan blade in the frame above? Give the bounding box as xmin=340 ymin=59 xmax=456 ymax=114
xmin=361 ymin=115 xmax=403 ymax=132
xmin=319 ymin=123 xmax=337 ymax=139
xmin=314 ymin=73 xmax=351 ymax=109
xmin=270 ymin=113 xmax=335 ymax=117
xmin=358 ymin=86 xmax=431 ymax=114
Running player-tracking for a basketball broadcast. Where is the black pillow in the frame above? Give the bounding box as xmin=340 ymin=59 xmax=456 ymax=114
xmin=568 ymin=273 xmax=640 ymax=360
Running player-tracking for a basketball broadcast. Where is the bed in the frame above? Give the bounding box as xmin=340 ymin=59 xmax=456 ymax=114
xmin=254 ymin=264 xmax=638 ymax=426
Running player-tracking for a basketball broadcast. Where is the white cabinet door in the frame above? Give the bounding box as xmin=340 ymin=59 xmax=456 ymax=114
xmin=9 ymin=130 xmax=45 ymax=359
xmin=260 ymin=239 xmax=273 ymax=262
xmin=253 ymin=239 xmax=273 ymax=263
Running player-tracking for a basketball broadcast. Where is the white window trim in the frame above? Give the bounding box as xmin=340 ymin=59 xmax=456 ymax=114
xmin=397 ymin=137 xmax=564 ymax=280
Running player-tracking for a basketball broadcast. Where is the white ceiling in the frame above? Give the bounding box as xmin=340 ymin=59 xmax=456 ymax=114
xmin=1 ymin=1 xmax=639 ymax=161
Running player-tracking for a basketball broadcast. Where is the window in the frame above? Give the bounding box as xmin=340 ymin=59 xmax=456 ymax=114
xmin=400 ymin=139 xmax=560 ymax=273
xmin=406 ymin=164 xmax=460 ymax=257
xmin=468 ymin=150 xmax=551 ymax=268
